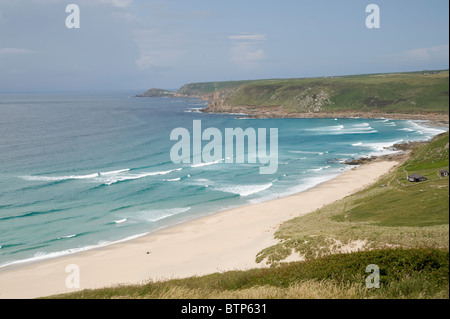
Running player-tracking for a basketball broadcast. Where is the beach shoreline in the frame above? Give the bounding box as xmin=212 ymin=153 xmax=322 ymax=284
xmin=200 ymin=104 xmax=450 ymax=127
xmin=0 ymin=159 xmax=400 ymax=299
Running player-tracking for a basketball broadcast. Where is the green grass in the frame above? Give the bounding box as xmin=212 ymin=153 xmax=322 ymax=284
xmin=48 ymin=248 xmax=449 ymax=299
xmin=178 ymin=70 xmax=449 ymax=114
xmin=177 ymin=80 xmax=258 ymax=96
xmin=256 ymin=133 xmax=449 ymax=265
xmin=345 ymin=133 xmax=449 ymax=227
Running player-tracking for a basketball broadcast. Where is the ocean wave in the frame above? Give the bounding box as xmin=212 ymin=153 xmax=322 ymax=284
xmin=306 ymin=124 xmax=377 ymax=135
xmin=134 ymin=207 xmax=191 ymax=223
xmin=56 ymin=234 xmax=77 ymax=240
xmin=398 ymin=128 xmax=414 ymax=132
xmin=0 ymin=233 xmax=150 ymax=269
xmin=214 ymin=183 xmax=273 ymax=197
xmin=187 ymin=178 xmax=213 ymax=188
xmin=352 ymin=122 xmax=371 ymax=127
xmin=351 ymin=140 xmax=406 ymax=156
xmin=20 ymin=167 xmax=185 ymax=187
xmin=164 ymin=177 xmax=181 ymax=182
xmin=101 ymin=168 xmax=182 ymax=186
xmin=184 ymin=107 xmax=203 ymax=113
xmin=249 ymin=169 xmax=346 ymax=204
xmin=407 ymin=120 xmax=447 ymax=136
xmin=309 ymin=165 xmax=331 ymax=172
xmin=190 ymin=159 xmax=223 ymax=168
xmin=333 ymin=153 xmax=358 ymax=159
xmin=0 ymin=208 xmax=64 ymax=221
xmin=20 ymin=173 xmax=99 ymax=182
xmin=340 ymin=124 xmax=377 ymax=134
xmin=307 ymin=125 xmax=344 ymax=132
xmin=20 ymin=168 xmax=130 ymax=182
xmin=98 ymin=169 xmax=130 ymax=176
xmin=352 ymin=140 xmax=404 ymax=151
xmin=288 ymin=151 xmax=324 ymax=155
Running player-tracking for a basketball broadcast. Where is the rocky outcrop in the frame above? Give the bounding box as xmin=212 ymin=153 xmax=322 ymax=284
xmin=136 ymin=88 xmax=175 ymax=97
xmin=276 ymin=88 xmax=334 ymax=113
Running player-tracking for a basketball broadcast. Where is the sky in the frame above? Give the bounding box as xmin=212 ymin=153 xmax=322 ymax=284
xmin=0 ymin=0 xmax=448 ymax=92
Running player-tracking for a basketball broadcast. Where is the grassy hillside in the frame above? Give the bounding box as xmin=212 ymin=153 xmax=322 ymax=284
xmin=137 ymin=88 xmax=175 ymax=97
xmin=49 ymin=248 xmax=448 ymax=299
xmin=345 ymin=133 xmax=449 ymax=227
xmin=177 ymin=80 xmax=257 ymax=96
xmin=256 ymin=132 xmax=449 ymax=265
xmin=180 ymin=71 xmax=449 ymax=115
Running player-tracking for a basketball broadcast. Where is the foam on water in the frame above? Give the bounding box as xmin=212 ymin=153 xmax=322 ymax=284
xmin=214 ymin=183 xmax=273 ymax=197
xmin=164 ymin=177 xmax=181 ymax=182
xmin=306 ymin=123 xmax=377 ymax=135
xmin=190 ymin=159 xmax=223 ymax=168
xmin=0 ymin=232 xmax=150 ymax=269
xmin=132 ymin=207 xmax=192 ymax=223
xmin=309 ymin=165 xmax=331 ymax=172
xmin=57 ymin=234 xmax=77 ymax=240
xmin=101 ymin=168 xmax=182 ymax=185
xmin=407 ymin=120 xmax=447 ymax=136
xmin=20 ymin=168 xmax=183 ymax=186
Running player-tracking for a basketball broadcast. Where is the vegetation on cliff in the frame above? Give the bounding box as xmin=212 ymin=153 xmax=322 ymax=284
xmin=177 ymin=70 xmax=449 ymax=117
xmin=136 ymin=88 xmax=175 ymax=97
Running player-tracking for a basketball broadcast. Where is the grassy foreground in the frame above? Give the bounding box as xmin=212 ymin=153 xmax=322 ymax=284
xmin=49 ymin=248 xmax=448 ymax=299
xmin=49 ymin=133 xmax=449 ymax=299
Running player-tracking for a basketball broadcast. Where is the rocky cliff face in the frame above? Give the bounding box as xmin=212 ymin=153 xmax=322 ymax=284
xmin=279 ymin=88 xmax=333 ymax=113
xmin=203 ymin=86 xmax=334 ymax=116
xmin=141 ymin=71 xmax=449 ymax=123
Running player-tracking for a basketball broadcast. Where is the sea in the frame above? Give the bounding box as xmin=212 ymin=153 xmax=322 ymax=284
xmin=0 ymin=92 xmax=447 ymax=268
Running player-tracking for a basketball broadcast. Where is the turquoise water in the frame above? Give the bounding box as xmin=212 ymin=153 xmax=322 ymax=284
xmin=0 ymin=92 xmax=446 ymax=267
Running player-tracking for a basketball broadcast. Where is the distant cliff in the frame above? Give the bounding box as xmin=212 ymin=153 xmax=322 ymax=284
xmin=136 ymin=88 xmax=175 ymax=97
xmin=175 ymin=71 xmax=449 ymax=122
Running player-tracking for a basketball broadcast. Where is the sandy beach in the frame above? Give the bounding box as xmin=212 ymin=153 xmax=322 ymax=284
xmin=0 ymin=161 xmax=398 ymax=299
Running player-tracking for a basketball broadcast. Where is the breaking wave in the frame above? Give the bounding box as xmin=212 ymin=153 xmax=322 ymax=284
xmin=214 ymin=183 xmax=273 ymax=197
xmin=20 ymin=168 xmax=183 ymax=186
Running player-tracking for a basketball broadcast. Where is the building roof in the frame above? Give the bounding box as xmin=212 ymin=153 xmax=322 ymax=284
xmin=408 ymin=173 xmax=427 ymax=181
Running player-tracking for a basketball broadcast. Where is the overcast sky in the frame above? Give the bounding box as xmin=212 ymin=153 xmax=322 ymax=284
xmin=0 ymin=0 xmax=448 ymax=92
